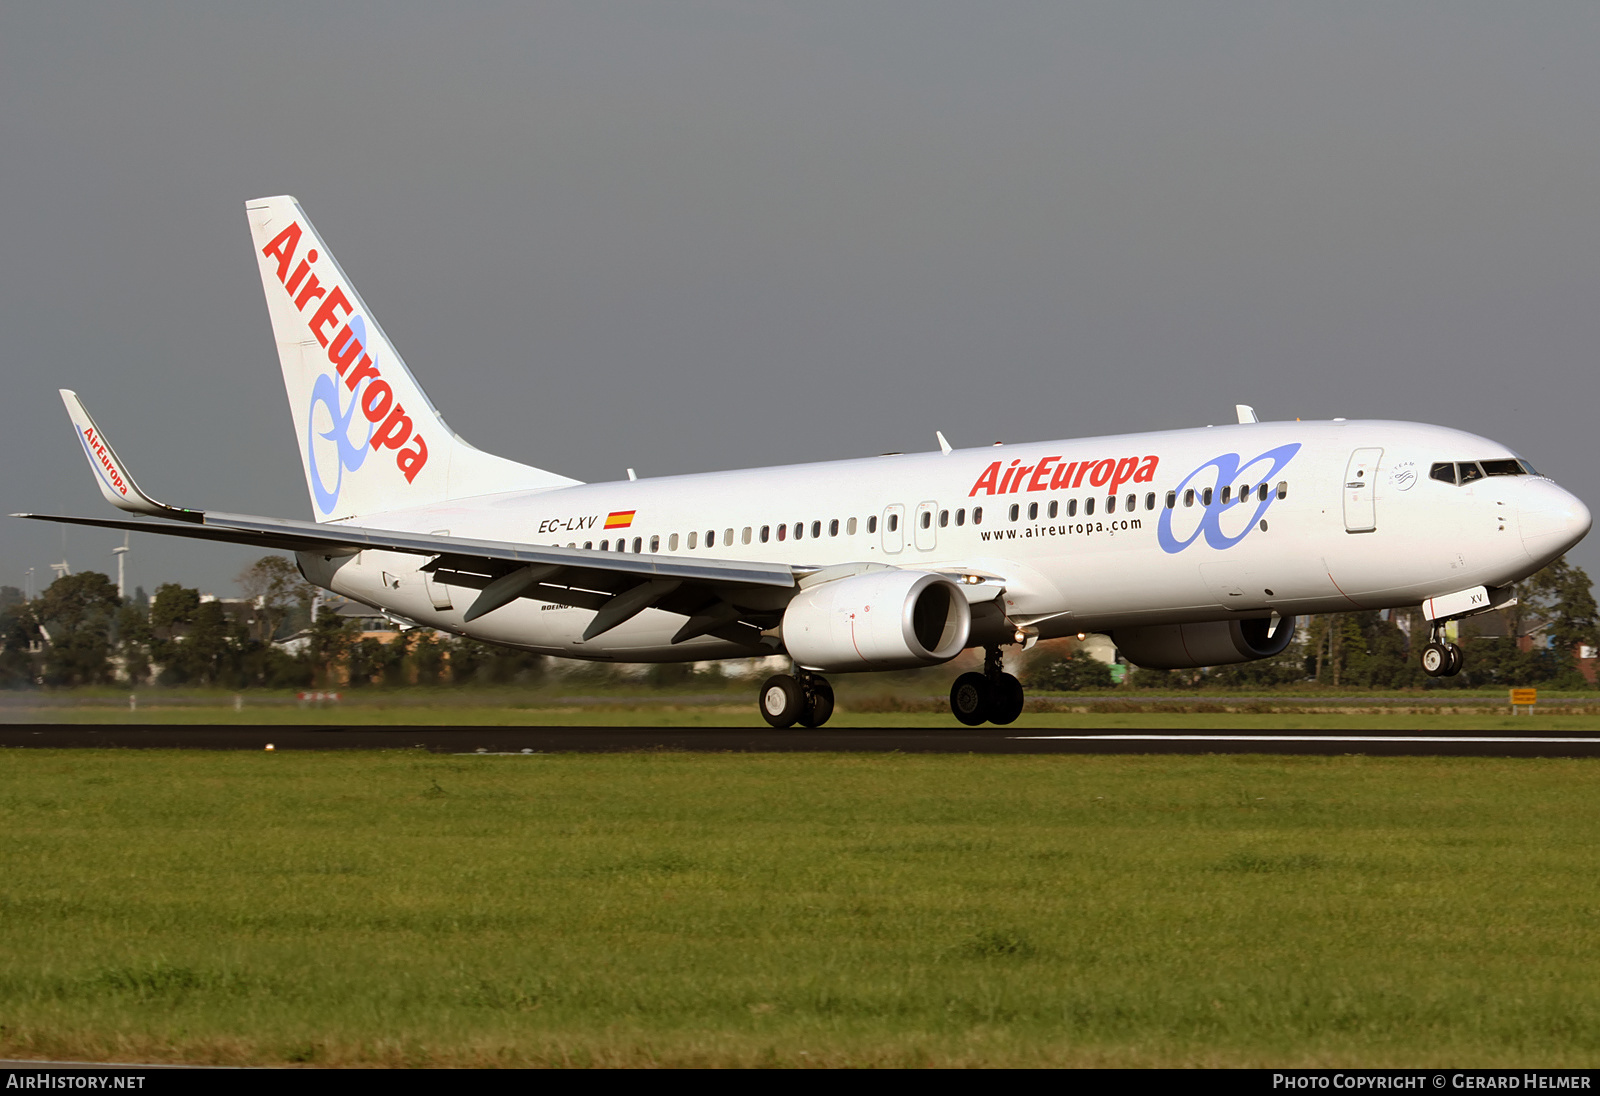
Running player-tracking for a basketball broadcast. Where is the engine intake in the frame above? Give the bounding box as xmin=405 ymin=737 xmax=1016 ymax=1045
xmin=783 ymin=570 xmax=971 ymax=672
xmin=1111 ymin=615 xmax=1296 ymax=670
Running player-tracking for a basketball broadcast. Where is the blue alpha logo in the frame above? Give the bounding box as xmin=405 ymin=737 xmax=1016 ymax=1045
xmin=1156 ymin=442 xmax=1301 ymax=554
xmin=305 ymin=316 xmax=375 ymax=515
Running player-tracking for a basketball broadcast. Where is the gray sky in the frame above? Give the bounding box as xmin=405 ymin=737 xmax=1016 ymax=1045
xmin=4 ymin=2 xmax=1598 ymax=599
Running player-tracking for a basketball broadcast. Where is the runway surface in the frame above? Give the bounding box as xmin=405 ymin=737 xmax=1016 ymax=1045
xmin=4 ymin=724 xmax=1600 ymax=756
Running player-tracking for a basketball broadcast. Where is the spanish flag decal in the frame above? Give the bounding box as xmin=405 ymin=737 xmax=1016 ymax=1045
xmin=604 ymin=510 xmax=636 ymax=530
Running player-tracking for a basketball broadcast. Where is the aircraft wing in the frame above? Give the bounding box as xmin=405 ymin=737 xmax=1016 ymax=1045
xmin=16 ymin=508 xmax=804 ymax=644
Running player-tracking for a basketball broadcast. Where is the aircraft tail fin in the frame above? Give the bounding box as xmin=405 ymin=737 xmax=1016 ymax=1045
xmin=245 ymin=196 xmax=580 ymax=521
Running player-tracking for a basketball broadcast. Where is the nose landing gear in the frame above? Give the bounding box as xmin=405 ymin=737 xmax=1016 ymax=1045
xmin=758 ymin=669 xmax=835 ymax=728
xmin=1420 ymin=624 xmax=1464 ymax=678
xmin=949 ymin=646 xmax=1026 ymax=726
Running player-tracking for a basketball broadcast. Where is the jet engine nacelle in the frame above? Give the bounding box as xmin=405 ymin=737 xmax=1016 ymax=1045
xmin=1111 ymin=615 xmax=1297 ymax=670
xmin=783 ymin=569 xmax=971 ymax=672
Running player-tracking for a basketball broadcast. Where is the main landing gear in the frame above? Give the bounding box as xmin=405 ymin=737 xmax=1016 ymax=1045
xmin=1420 ymin=623 xmax=1465 ymax=678
xmin=759 ymin=669 xmax=835 ymax=728
xmin=948 ymin=646 xmax=1026 ymax=726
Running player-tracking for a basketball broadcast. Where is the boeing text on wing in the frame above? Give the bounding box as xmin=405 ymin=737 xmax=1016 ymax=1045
xmin=23 ymin=195 xmax=1592 ymax=730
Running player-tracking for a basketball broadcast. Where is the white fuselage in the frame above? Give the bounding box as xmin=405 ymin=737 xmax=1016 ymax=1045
xmin=299 ymin=419 xmax=1590 ymax=665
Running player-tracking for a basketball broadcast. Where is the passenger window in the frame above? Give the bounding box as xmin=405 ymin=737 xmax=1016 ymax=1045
xmin=1220 ymin=486 xmax=1231 ymax=504
xmin=618 ymin=540 xmax=628 ymax=552
xmin=706 ymin=530 xmax=716 ymax=547
xmin=599 ymin=539 xmax=609 ymax=551
xmin=867 ymin=515 xmax=877 ymax=534
xmin=726 ymin=528 xmax=735 ymax=546
xmin=1106 ymin=495 xmax=1117 ymax=513
xmin=1165 ymin=491 xmax=1176 ymax=509
xmin=829 ymin=519 xmax=839 ymax=536
xmin=760 ymin=525 xmax=770 ymax=543
xmin=1067 ymin=499 xmax=1077 ymax=517
xmin=973 ymin=507 xmax=983 ymax=524
xmin=939 ymin=510 xmax=949 ymax=527
xmin=1184 ymin=489 xmax=1195 ymax=507
xmin=956 ymin=509 xmax=966 ymax=526
xmin=1276 ymin=481 xmax=1288 ymax=500
xmin=794 ymin=523 xmax=803 ymax=541
xmin=1145 ymin=492 xmax=1156 ymax=511
xmin=650 ymin=536 xmax=660 ymax=552
xmin=1458 ymin=463 xmax=1485 ymax=484
xmin=742 ymin=527 xmax=752 ymax=545
xmin=1009 ymin=504 xmax=1020 ymax=522
xmin=1126 ymin=493 xmax=1137 ymax=511
xmin=687 ymin=532 xmax=697 ymax=549
xmin=1027 ymin=502 xmax=1038 ymax=520
xmin=669 ymin=534 xmax=679 ymax=551
xmin=632 ymin=537 xmax=642 ymax=553
xmin=1257 ymin=484 xmax=1268 ymax=502
xmin=1085 ymin=497 xmax=1096 ymax=516
xmin=888 ymin=514 xmax=899 ymax=532
xmin=1047 ymin=500 xmax=1058 ymax=519
xmin=777 ymin=524 xmax=786 ymax=542
xmin=921 ymin=511 xmax=931 ymax=529
xmin=1202 ymin=488 xmax=1213 ymax=506
xmin=847 ymin=517 xmax=858 ymax=535
xmin=584 ymin=541 xmax=594 ymax=550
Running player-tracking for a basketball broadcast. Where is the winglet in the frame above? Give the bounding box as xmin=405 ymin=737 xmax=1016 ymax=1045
xmin=59 ymin=390 xmax=202 ymax=522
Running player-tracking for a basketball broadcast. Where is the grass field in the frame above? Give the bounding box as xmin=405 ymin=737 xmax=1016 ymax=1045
xmin=3 ymin=749 xmax=1600 ymax=1067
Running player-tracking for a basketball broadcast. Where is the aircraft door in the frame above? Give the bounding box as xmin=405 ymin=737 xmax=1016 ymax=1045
xmin=914 ymin=501 xmax=938 ymax=551
xmin=1343 ymin=448 xmax=1382 ymax=533
xmin=881 ymin=504 xmax=905 ymax=554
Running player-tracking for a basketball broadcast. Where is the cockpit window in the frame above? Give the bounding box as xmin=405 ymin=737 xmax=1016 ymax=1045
xmin=1481 ymin=459 xmax=1522 ymax=477
xmin=1457 ymin=462 xmax=1485 ymax=484
xmin=1518 ymin=459 xmax=1540 ymax=476
xmin=1430 ymin=462 xmax=1457 ymax=485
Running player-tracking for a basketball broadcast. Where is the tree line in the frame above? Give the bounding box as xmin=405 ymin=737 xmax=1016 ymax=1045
xmin=0 ymin=556 xmax=545 ymax=690
xmin=3 ymin=555 xmax=1595 ymax=691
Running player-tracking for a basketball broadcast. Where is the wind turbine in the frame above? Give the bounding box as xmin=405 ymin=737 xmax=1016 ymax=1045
xmin=112 ymin=533 xmax=130 ymax=599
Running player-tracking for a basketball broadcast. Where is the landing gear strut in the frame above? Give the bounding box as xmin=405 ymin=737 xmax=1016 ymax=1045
xmin=949 ymin=646 xmax=1026 ymax=726
xmin=1420 ymin=623 xmax=1464 ymax=678
xmin=758 ymin=669 xmax=834 ymax=728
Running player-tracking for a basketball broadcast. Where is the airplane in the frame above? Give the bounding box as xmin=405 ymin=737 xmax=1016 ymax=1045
xmin=18 ymin=195 xmax=1592 ymax=727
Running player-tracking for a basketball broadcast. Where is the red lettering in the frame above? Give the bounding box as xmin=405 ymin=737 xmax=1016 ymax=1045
xmin=998 ymin=460 xmax=1022 ymax=493
xmin=360 ymin=380 xmax=394 ymax=423
xmin=1088 ymin=459 xmax=1115 ymax=487
xmin=285 ymin=248 xmax=319 ymax=295
xmin=1133 ymin=455 xmax=1159 ymax=483
xmin=293 ymin=273 xmax=327 ymax=311
xmin=261 ymin=223 xmax=302 ymax=283
xmin=1108 ymin=456 xmax=1139 ymax=493
xmin=1051 ymin=461 xmax=1078 ymax=490
xmin=327 ymin=325 xmax=364 ymax=372
xmin=1010 ymin=465 xmax=1034 ymax=493
xmin=309 ymin=287 xmax=352 ymax=347
xmin=344 ymin=355 xmax=380 ymax=391
xmin=370 ymin=406 xmax=413 ymax=450
xmin=1027 ymin=456 xmax=1058 ymax=492
xmin=397 ymin=435 xmax=429 ymax=483
xmin=1072 ymin=460 xmax=1094 ymax=488
xmin=969 ymin=462 xmax=1001 ymax=497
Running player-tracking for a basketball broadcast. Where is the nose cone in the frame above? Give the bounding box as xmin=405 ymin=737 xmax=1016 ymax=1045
xmin=1520 ymin=479 xmax=1592 ymax=568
